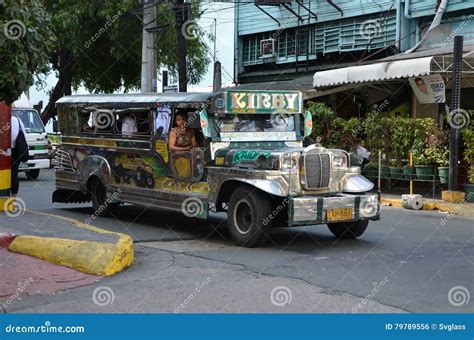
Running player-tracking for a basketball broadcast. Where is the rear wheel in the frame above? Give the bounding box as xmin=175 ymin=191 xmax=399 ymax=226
xmin=25 ymin=169 xmax=40 ymax=180
xmin=327 ymin=220 xmax=369 ymax=239
xmin=228 ymin=186 xmax=271 ymax=247
xmin=88 ymin=178 xmax=119 ymax=216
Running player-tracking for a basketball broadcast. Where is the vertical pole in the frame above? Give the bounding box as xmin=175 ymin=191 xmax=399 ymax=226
xmin=410 ymin=152 xmax=413 ymax=195
xmin=162 ymin=70 xmax=168 ymax=92
xmin=213 ymin=61 xmax=222 ymax=92
xmin=378 ymin=150 xmax=381 ymax=190
xmin=448 ymin=36 xmax=463 ymax=191
xmin=141 ymin=0 xmax=157 ymax=93
xmin=0 ymin=102 xmax=12 ymax=211
xmin=175 ymin=0 xmax=188 ymax=92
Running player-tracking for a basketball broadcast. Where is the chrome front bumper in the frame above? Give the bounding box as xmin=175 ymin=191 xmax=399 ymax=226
xmin=288 ymin=193 xmax=380 ymax=226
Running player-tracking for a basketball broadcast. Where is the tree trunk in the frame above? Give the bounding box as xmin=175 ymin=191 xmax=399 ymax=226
xmin=41 ymin=49 xmax=74 ymax=124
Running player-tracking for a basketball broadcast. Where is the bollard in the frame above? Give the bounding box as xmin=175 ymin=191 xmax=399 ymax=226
xmin=401 ymin=194 xmax=423 ymax=210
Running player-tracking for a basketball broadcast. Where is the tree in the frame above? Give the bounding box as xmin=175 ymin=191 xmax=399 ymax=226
xmin=0 ymin=0 xmax=55 ymax=104
xmin=40 ymin=0 xmax=211 ymax=123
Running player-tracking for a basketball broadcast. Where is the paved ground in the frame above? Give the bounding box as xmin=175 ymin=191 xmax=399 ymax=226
xmin=1 ymin=169 xmax=473 ymax=313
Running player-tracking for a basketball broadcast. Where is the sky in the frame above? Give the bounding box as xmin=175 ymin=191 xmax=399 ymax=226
xmin=28 ymin=2 xmax=235 ymax=109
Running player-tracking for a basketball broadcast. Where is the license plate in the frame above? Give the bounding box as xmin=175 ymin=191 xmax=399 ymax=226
xmin=326 ymin=208 xmax=353 ymax=222
xmin=19 ymin=162 xmax=28 ymax=169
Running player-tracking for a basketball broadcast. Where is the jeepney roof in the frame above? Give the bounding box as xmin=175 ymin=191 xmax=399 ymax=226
xmin=56 ymin=92 xmax=213 ymax=106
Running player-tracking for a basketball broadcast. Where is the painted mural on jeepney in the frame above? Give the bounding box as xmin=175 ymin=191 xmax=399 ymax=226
xmin=111 ymin=153 xmax=209 ymax=194
xmin=232 ymin=150 xmax=271 ymax=165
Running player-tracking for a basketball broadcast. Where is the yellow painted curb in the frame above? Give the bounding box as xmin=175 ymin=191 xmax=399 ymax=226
xmin=0 ymin=197 xmax=9 ymax=212
xmin=7 ymin=210 xmax=134 ymax=276
xmin=382 ymin=198 xmax=458 ymax=214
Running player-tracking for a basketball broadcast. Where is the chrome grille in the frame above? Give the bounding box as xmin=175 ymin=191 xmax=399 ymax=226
xmin=304 ymin=151 xmax=330 ymax=189
xmin=55 ymin=149 xmax=75 ymax=172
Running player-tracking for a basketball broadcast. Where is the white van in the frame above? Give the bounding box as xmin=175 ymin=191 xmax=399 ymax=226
xmin=12 ymin=94 xmax=50 ymax=180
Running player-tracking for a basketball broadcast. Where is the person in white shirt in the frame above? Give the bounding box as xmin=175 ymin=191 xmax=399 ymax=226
xmin=121 ymin=115 xmax=137 ymax=137
xmin=10 ymin=116 xmax=26 ymax=197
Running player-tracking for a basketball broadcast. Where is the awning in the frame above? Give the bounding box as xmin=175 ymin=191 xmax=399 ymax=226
xmin=313 ymin=54 xmax=474 ymax=89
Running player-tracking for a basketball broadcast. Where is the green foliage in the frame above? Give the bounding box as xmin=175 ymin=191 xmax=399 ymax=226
xmin=42 ymin=0 xmax=210 ymax=93
xmin=0 ymin=0 xmax=55 ymax=104
xmin=462 ymin=127 xmax=474 ymax=183
xmin=306 ymin=101 xmax=361 ymax=150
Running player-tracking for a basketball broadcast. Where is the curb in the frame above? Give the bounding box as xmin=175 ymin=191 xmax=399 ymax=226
xmin=6 ymin=211 xmax=134 ymax=276
xmin=381 ymin=198 xmax=457 ymax=214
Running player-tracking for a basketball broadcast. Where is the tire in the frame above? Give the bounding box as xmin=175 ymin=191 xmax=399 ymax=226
xmin=88 ymin=178 xmax=119 ymax=216
xmin=228 ymin=186 xmax=272 ymax=247
xmin=25 ymin=169 xmax=40 ymax=180
xmin=146 ymin=174 xmax=155 ymax=188
xmin=327 ymin=220 xmax=369 ymax=239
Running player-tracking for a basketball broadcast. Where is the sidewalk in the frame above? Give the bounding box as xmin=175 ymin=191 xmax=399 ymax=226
xmin=381 ymin=194 xmax=474 ymax=219
xmin=0 ymin=209 xmax=134 ymax=276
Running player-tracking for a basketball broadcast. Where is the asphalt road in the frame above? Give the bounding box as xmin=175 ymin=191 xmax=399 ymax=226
xmin=7 ymin=169 xmax=474 ymax=313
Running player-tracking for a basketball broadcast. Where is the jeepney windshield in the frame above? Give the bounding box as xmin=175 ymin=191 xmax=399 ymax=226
xmin=13 ymin=109 xmax=45 ymax=134
xmin=216 ymin=114 xmax=295 ymax=133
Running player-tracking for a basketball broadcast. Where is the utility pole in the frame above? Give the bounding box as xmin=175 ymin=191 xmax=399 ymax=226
xmin=213 ymin=61 xmax=222 ymax=91
xmin=141 ymin=0 xmax=158 ymax=93
xmin=174 ymin=0 xmax=188 ymax=92
xmin=448 ymin=35 xmax=463 ymax=191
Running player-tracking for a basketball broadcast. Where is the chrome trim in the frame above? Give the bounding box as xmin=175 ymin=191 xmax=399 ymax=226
xmin=55 ymin=149 xmax=75 ymax=172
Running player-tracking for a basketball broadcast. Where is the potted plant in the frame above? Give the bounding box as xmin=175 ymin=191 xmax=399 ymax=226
xmin=412 ymin=118 xmax=436 ymax=181
xmin=424 ymin=125 xmax=449 ymax=184
xmin=389 ymin=117 xmax=411 ymax=179
xmin=462 ymin=127 xmax=474 ymax=202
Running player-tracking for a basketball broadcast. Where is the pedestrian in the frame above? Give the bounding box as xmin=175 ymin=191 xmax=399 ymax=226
xmin=352 ymin=144 xmax=371 ymax=169
xmin=10 ymin=115 xmax=29 ymax=197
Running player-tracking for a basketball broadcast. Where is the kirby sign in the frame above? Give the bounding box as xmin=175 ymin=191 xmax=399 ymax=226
xmin=224 ymin=91 xmax=302 ymax=114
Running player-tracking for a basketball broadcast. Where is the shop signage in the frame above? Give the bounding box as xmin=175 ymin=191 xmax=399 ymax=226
xmin=226 ymin=91 xmax=301 ymax=113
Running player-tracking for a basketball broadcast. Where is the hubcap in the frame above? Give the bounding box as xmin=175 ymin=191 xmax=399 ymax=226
xmin=234 ymin=199 xmax=253 ymax=235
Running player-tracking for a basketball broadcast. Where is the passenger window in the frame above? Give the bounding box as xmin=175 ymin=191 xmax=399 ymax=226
xmin=116 ymin=110 xmax=151 ymax=138
xmin=154 ymin=106 xmax=171 ymax=136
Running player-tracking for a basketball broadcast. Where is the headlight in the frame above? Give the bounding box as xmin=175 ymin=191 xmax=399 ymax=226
xmin=281 ymin=154 xmax=298 ymax=172
xmin=330 ymin=150 xmax=349 ymax=169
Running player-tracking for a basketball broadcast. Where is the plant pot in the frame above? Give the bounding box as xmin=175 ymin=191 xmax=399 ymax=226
xmin=437 ymin=166 xmax=449 ymax=184
xmin=403 ymin=165 xmax=414 ymax=179
xmin=415 ymin=165 xmax=435 ymax=181
xmin=381 ymin=165 xmax=391 ymax=179
xmin=464 ymin=183 xmax=474 ymax=203
xmin=362 ymin=164 xmax=377 ymax=177
xmin=389 ymin=166 xmax=403 ymax=179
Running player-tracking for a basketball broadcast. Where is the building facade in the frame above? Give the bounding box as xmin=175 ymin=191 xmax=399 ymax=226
xmin=234 ymin=0 xmax=474 ymax=88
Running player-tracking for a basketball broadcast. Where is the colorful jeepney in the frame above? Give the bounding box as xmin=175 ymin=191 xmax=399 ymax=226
xmin=53 ymin=90 xmax=380 ymax=247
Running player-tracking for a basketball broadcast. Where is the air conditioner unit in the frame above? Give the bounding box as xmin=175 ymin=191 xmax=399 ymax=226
xmin=260 ymin=39 xmax=277 ymax=58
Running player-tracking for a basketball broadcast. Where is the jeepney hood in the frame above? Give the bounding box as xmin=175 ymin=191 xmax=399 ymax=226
xmin=214 ymin=145 xmax=304 ymax=169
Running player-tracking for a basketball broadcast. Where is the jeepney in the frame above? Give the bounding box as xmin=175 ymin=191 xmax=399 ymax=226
xmin=53 ymin=91 xmax=380 ymax=247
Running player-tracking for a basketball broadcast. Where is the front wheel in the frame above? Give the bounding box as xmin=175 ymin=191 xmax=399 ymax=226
xmin=25 ymin=169 xmax=40 ymax=180
xmin=227 ymin=187 xmax=271 ymax=247
xmin=327 ymin=220 xmax=369 ymax=239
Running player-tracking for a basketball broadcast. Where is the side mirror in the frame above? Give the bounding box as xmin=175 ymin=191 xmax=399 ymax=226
xmin=199 ymin=109 xmax=211 ymax=138
xmin=52 ymin=119 xmax=59 ymax=133
xmin=304 ymin=110 xmax=312 ymax=137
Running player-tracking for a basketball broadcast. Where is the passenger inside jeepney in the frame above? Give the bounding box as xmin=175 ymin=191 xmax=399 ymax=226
xmin=168 ymin=111 xmax=198 ymax=152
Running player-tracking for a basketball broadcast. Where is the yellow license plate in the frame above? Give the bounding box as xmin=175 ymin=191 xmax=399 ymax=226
xmin=326 ymin=208 xmax=353 ymax=222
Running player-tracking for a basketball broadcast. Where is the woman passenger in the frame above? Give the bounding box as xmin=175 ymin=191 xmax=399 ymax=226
xmin=168 ymin=112 xmax=198 ymax=152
